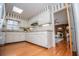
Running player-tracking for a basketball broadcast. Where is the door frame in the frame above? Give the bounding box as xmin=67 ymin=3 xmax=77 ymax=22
xmin=65 ymin=3 xmax=72 ymax=55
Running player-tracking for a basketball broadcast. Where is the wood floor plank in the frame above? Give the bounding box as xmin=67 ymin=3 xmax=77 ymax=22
xmin=0 ymin=40 xmax=72 ymax=56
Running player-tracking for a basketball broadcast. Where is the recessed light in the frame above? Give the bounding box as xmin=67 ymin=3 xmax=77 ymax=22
xmin=42 ymin=24 xmax=50 ymax=26
xmin=12 ymin=6 xmax=23 ymax=14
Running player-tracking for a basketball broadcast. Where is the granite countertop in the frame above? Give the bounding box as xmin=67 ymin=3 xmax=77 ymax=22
xmin=2 ymin=30 xmax=53 ymax=32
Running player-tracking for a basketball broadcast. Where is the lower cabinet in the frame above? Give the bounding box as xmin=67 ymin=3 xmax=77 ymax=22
xmin=0 ymin=32 xmax=5 ymax=44
xmin=5 ymin=32 xmax=26 ymax=43
xmin=4 ymin=31 xmax=51 ymax=48
xmin=25 ymin=32 xmax=48 ymax=48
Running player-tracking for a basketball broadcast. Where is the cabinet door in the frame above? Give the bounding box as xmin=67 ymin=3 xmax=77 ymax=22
xmin=38 ymin=11 xmax=50 ymax=25
xmin=25 ymin=33 xmax=33 ymax=42
xmin=0 ymin=19 xmax=4 ymax=29
xmin=25 ymin=32 xmax=48 ymax=48
xmin=0 ymin=32 xmax=5 ymax=44
xmin=31 ymin=32 xmax=48 ymax=47
xmin=36 ymin=34 xmax=48 ymax=47
xmin=5 ymin=32 xmax=25 ymax=43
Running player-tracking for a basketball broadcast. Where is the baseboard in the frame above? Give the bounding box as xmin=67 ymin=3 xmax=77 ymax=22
xmin=4 ymin=41 xmax=26 ymax=46
xmin=0 ymin=41 xmax=48 ymax=49
xmin=25 ymin=41 xmax=48 ymax=49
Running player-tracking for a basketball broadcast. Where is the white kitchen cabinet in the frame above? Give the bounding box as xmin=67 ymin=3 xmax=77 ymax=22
xmin=38 ymin=11 xmax=50 ymax=25
xmin=5 ymin=32 xmax=26 ymax=43
xmin=0 ymin=32 xmax=5 ymax=44
xmin=4 ymin=31 xmax=52 ymax=48
xmin=28 ymin=10 xmax=51 ymax=26
xmin=25 ymin=32 xmax=51 ymax=48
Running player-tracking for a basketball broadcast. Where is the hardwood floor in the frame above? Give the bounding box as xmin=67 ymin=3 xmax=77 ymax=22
xmin=0 ymin=40 xmax=72 ymax=56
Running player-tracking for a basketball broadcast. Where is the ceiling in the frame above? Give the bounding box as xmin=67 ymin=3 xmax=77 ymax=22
xmin=5 ymin=3 xmax=68 ymax=25
xmin=5 ymin=3 xmax=51 ymax=19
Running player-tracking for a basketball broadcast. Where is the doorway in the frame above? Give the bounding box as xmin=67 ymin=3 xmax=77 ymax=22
xmin=54 ymin=7 xmax=72 ymax=55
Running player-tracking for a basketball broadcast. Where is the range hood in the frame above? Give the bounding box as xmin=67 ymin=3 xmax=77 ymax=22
xmin=31 ymin=22 xmax=38 ymax=26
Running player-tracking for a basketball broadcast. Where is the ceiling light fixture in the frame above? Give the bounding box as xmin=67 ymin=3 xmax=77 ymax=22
xmin=42 ymin=24 xmax=50 ymax=26
xmin=12 ymin=6 xmax=23 ymax=14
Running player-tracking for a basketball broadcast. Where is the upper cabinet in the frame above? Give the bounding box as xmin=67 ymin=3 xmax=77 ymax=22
xmin=29 ymin=16 xmax=38 ymax=25
xmin=38 ymin=10 xmax=50 ymax=25
xmin=28 ymin=10 xmax=51 ymax=27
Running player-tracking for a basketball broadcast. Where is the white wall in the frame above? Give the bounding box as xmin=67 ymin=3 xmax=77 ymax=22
xmin=72 ymin=4 xmax=79 ymax=55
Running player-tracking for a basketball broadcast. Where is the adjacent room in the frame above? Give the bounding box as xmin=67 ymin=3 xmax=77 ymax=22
xmin=54 ymin=8 xmax=70 ymax=54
